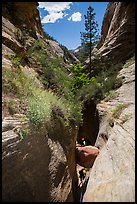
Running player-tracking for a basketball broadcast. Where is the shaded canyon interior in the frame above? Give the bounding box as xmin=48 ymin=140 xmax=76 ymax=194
xmin=2 ymin=2 xmax=135 ymax=202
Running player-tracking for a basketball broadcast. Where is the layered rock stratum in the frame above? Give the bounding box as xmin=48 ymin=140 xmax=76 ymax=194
xmin=87 ymin=2 xmax=135 ymax=66
xmin=83 ymin=62 xmax=135 ymax=202
xmin=2 ymin=2 xmax=135 ymax=202
xmin=2 ymin=2 xmax=78 ymax=202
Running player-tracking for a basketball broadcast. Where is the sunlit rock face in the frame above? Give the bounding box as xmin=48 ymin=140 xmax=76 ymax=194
xmin=89 ymin=2 xmax=135 ymax=65
xmin=83 ymin=63 xmax=135 ymax=202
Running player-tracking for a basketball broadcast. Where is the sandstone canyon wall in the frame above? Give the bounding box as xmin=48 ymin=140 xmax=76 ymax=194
xmin=91 ymin=2 xmax=135 ymax=66
xmin=2 ymin=2 xmax=78 ymax=202
xmin=83 ymin=2 xmax=135 ymax=202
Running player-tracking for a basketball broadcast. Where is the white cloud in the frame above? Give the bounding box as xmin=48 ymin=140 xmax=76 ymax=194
xmin=38 ymin=2 xmax=72 ymax=23
xmin=41 ymin=11 xmax=64 ymax=23
xmin=68 ymin=12 xmax=82 ymax=22
xmin=38 ymin=2 xmax=72 ymax=12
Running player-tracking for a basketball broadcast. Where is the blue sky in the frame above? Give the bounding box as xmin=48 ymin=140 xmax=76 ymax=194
xmin=38 ymin=2 xmax=108 ymax=50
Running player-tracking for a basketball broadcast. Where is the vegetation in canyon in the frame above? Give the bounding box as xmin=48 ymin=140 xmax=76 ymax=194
xmin=2 ymin=2 xmax=135 ymax=202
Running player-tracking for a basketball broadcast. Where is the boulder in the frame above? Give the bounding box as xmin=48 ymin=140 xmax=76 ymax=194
xmin=76 ymin=145 xmax=99 ymax=168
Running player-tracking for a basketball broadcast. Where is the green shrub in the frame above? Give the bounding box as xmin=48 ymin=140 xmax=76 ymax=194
xmin=17 ymin=127 xmax=30 ymax=141
xmin=121 ymin=114 xmax=131 ymax=124
xmin=76 ymin=80 xmax=102 ymax=105
xmin=7 ymin=54 xmax=22 ymax=68
xmin=27 ymin=87 xmax=82 ymax=126
xmin=123 ymin=55 xmax=135 ymax=68
xmin=8 ymin=99 xmax=15 ymax=115
xmin=27 ymin=90 xmax=52 ymax=125
xmin=28 ymin=40 xmax=43 ymax=53
xmin=27 ymin=41 xmax=75 ymax=100
xmin=104 ymin=90 xmax=119 ymax=102
xmin=69 ymin=64 xmax=92 ymax=93
xmin=75 ymin=62 xmax=124 ymax=105
xmin=3 ymin=64 xmax=82 ymax=126
xmin=3 ymin=40 xmax=84 ymax=128
xmin=95 ymin=66 xmax=123 ymax=98
xmin=111 ymin=103 xmax=128 ymax=119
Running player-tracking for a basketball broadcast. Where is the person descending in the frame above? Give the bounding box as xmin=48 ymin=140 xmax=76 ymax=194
xmin=79 ymin=168 xmax=87 ymax=184
xmin=80 ymin=138 xmax=86 ymax=146
xmin=79 ymin=137 xmax=91 ymax=146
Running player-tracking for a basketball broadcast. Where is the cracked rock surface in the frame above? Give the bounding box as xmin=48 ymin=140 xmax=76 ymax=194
xmin=83 ymin=63 xmax=135 ymax=202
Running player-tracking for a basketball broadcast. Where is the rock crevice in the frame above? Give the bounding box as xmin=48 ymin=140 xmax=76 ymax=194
xmin=83 ymin=63 xmax=135 ymax=202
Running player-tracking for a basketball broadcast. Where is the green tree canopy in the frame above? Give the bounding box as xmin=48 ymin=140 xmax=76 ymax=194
xmin=80 ymin=6 xmax=99 ymax=79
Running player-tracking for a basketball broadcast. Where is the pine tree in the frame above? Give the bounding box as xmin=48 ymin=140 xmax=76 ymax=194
xmin=80 ymin=6 xmax=99 ymax=79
